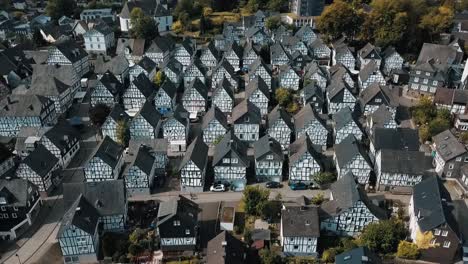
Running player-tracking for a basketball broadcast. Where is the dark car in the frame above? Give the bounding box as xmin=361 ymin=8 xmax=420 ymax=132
xmin=290 ymin=182 xmax=308 ymax=191
xmin=265 ymin=181 xmax=281 ymax=189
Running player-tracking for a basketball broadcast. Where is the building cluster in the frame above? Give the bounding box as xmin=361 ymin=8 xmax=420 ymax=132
xmin=0 ymin=0 xmax=467 ymax=263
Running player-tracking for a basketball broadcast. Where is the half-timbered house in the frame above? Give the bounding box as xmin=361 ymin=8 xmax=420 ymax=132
xmin=123 ymin=72 xmax=154 ymax=110
xmin=281 ymin=206 xmax=320 ymax=256
xmin=302 ymin=81 xmax=324 ymax=113
xmin=144 ymin=36 xmax=174 ymax=64
xmin=273 ymin=25 xmax=292 ymax=43
xmin=162 ymin=105 xmax=189 ymax=152
xmin=232 ymin=100 xmax=261 ymax=143
xmin=102 ymin=105 xmax=130 ymax=142
xmin=249 ymin=58 xmax=273 ymax=90
xmin=294 ymin=104 xmax=328 ymax=148
xmin=154 ymin=80 xmax=177 ymax=115
xmin=369 ymin=128 xmax=420 ymax=162
xmin=357 ymin=43 xmax=381 ymax=70
xmin=303 ymin=61 xmax=329 ymax=91
xmin=84 ymin=136 xmax=124 ymax=182
xmin=289 ymin=51 xmax=313 ymax=70
xmin=320 ymin=173 xmax=387 ymax=236
xmin=271 ymin=43 xmax=291 ymax=67
xmin=161 ymin=58 xmax=183 ymax=86
xmin=367 ymin=105 xmax=398 ymax=133
xmin=129 ymin=56 xmax=156 ymax=84
xmin=128 ymin=139 xmax=168 ymax=183
xmin=174 ymin=38 xmax=194 ymax=70
xmin=225 ymin=41 xmax=243 ymax=71
xmin=242 ymin=42 xmax=260 ymax=69
xmin=288 ymin=135 xmax=322 ymax=185
xmin=211 ymin=58 xmax=237 ymax=90
xmin=182 ymin=78 xmax=208 ymax=119
xmin=358 ymin=60 xmax=386 ymax=91
xmin=245 ymin=76 xmax=270 ymax=116
xmin=334 ymin=135 xmax=373 ymax=185
xmin=156 ymin=196 xmax=199 ymax=252
xmin=90 ymin=71 xmax=124 ymax=107
xmin=41 ymin=122 xmax=80 ymax=168
xmin=357 ymin=83 xmax=397 ymax=116
xmin=382 ymin=46 xmax=404 ymax=75
xmin=179 ymin=138 xmax=208 ymax=193
xmin=213 ymin=130 xmax=250 ymax=190
xmin=254 ymin=136 xmax=284 ymax=182
xmin=267 ymin=105 xmax=294 ymax=150
xmin=123 ymin=145 xmax=155 ymax=196
xmin=432 ymin=130 xmax=468 ymax=179
xmin=245 ymin=27 xmax=270 ymax=46
xmin=93 ymin=54 xmax=129 ymax=83
xmin=16 ymin=144 xmax=60 ymax=194
xmin=333 ymin=107 xmax=364 ymax=144
xmin=183 ymin=58 xmax=206 ymax=88
xmin=335 ymin=247 xmax=382 ymax=264
xmin=206 ymin=231 xmax=246 ymax=264
xmin=327 ymin=79 xmax=356 ymax=114
xmin=0 ymin=145 xmax=14 ymax=177
xmin=279 ymin=65 xmax=301 ymax=90
xmin=294 ymin=25 xmax=317 ymax=44
xmin=0 ymin=178 xmax=41 ymax=241
xmin=201 ymin=106 xmax=229 ymax=145
xmin=330 ymin=63 xmax=355 ymax=87
xmin=212 ymin=77 xmax=235 ymax=115
xmin=333 ymin=44 xmax=355 ymax=71
xmin=282 ymin=36 xmax=308 ymax=56
xmin=130 ymin=100 xmax=161 ymax=139
xmin=200 ymin=41 xmax=220 ymax=70
xmin=310 ymin=38 xmax=331 ymax=66
xmin=46 ymin=39 xmax=89 ymax=78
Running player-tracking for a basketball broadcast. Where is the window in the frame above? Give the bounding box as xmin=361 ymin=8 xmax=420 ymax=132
xmin=434 ymin=229 xmax=441 ymax=235
xmin=425 ymin=72 xmax=430 ymax=76
xmin=416 ymin=70 xmax=421 ymax=74
xmin=173 ymin=220 xmax=180 ymax=226
xmin=414 ymin=77 xmax=419 ymax=82
xmin=442 ymin=230 xmax=448 ymax=236
xmin=447 ymin=171 xmax=452 ymax=177
xmin=430 ymin=239 xmax=436 ymax=245
xmin=223 ymin=158 xmax=230 ymax=163
xmin=266 ymin=155 xmax=273 ymax=160
xmin=12 ymin=213 xmax=16 ymax=218
xmin=231 ymin=158 xmax=238 ymax=164
xmin=185 ymin=229 xmax=190 ymax=235
xmin=449 ymin=163 xmax=454 ymax=169
xmin=375 ymin=98 xmax=382 ymax=103
xmin=432 ymin=80 xmax=438 ymax=86
xmin=464 ymin=157 xmax=468 ymax=162
xmin=1 ymin=206 xmax=5 ymax=211
xmin=443 ymin=241 xmax=451 ymax=248
xmin=13 ymin=206 xmax=17 ymax=211
xmin=456 ymin=157 xmax=462 ymax=162
xmin=76 ymin=237 xmax=86 ymax=244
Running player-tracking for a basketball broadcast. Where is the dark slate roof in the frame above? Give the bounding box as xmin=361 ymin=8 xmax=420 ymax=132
xmin=281 ymin=206 xmax=320 ymax=237
xmin=432 ymin=130 xmax=467 ymax=162
xmin=63 ymin=180 xmax=126 ymax=217
xmin=0 ymin=178 xmax=37 ymax=207
xmin=333 ymin=107 xmax=358 ymax=131
xmin=303 ymin=80 xmax=324 ymax=103
xmin=379 ymin=150 xmax=431 ymax=175
xmin=30 ymin=64 xmax=76 ymax=96
xmin=335 ymin=247 xmax=382 ymax=264
xmin=304 ymin=61 xmax=328 ymax=79
xmin=94 ymin=54 xmax=129 ymax=76
xmin=250 ymin=57 xmax=272 ymax=75
xmin=156 ymin=196 xmax=199 ymax=238
xmin=294 ymin=103 xmax=326 ymax=131
xmin=99 ymin=71 xmax=123 ymax=95
xmin=270 ymin=42 xmax=289 ymax=60
xmin=358 ymin=83 xmax=397 ymax=107
xmin=44 ymin=121 xmax=80 ymax=154
xmin=146 ymin=36 xmax=175 ymax=54
xmin=108 ymin=104 xmax=130 ymax=122
xmin=126 ymin=145 xmax=155 ymax=175
xmin=132 ymin=73 xmax=155 ymax=98
xmin=116 ymin=38 xmax=145 ymax=57
xmin=371 ymin=128 xmax=420 ymax=152
xmin=120 ymin=0 xmax=159 ymax=18
xmin=214 ymin=77 xmax=235 ymax=100
xmin=310 ymin=38 xmax=329 ymax=51
xmin=289 ymin=135 xmax=322 ymax=166
xmin=23 ymin=144 xmax=58 ymax=178
xmin=159 ymin=79 xmax=177 ymax=99
xmin=327 ymin=79 xmax=351 ymax=100
xmin=412 ymin=176 xmax=446 ymax=232
xmin=128 ymin=138 xmax=168 ymax=154
xmin=166 ymin=104 xmax=189 ymax=126
xmin=228 ymin=41 xmax=243 ymax=58
xmin=180 ymin=38 xmax=195 ymax=56
xmin=58 ymin=194 xmax=100 ymax=237
xmin=185 ymin=78 xmax=208 ymax=100
xmin=358 ymin=43 xmax=380 ymax=59
xmin=214 ymin=58 xmax=236 ymax=80
xmin=334 ymin=135 xmax=371 ymax=169
xmin=87 ymin=20 xmax=112 ymax=35
xmin=136 ymin=100 xmax=161 ymax=128
xmin=213 ymin=130 xmax=249 ymax=166
xmin=0 ymin=95 xmax=52 ymax=117
xmin=417 ymin=43 xmax=462 ymax=66
xmin=90 ymin=136 xmax=123 ymax=169
xmin=267 ymin=105 xmax=294 ymax=130
xmin=253 ymin=135 xmax=283 ymax=161
xmin=203 ymin=41 xmax=221 ymax=61
xmin=358 ymin=60 xmax=379 ymax=82
xmin=382 ymin=46 xmax=399 ymax=59
xmin=179 ymin=137 xmax=208 ymax=170
xmin=245 ymin=76 xmax=270 ymax=99
xmin=53 ymin=39 xmax=88 ymax=63
xmin=242 ymin=41 xmax=260 ymax=58
xmin=330 ymin=63 xmax=352 ymax=81
xmin=161 ymin=57 xmax=183 ymax=75
xmin=0 ymin=143 xmax=13 ymax=163
xmin=369 ymin=105 xmax=394 ymax=127
xmin=294 ymin=25 xmax=314 ymax=39
xmin=206 ymin=231 xmax=245 ymax=264
xmin=137 ymin=56 xmax=156 ymax=73
xmin=231 ymin=100 xmax=261 ymax=124
xmin=321 ymin=173 xmax=387 ymax=220
xmin=201 ymin=106 xmax=228 ymax=130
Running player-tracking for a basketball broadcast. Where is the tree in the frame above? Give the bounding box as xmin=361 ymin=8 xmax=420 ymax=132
xmin=415 ymin=229 xmax=437 ymax=249
xmin=312 ymin=172 xmax=336 ymax=186
xmin=397 ymin=241 xmax=420 ymax=259
xmin=89 ymin=103 xmax=110 ymax=126
xmin=316 ymin=0 xmax=364 ymax=40
xmin=242 ymin=185 xmax=270 ymax=216
xmin=321 ymin=248 xmax=338 ymax=263
xmin=275 ymin=88 xmax=293 ymax=107
xmin=246 ymin=0 xmax=260 ymax=13
xmin=428 ymin=118 xmax=450 ymax=138
xmin=259 ymin=45 xmax=270 ymax=63
xmin=116 ymin=119 xmax=129 ymax=147
xmin=172 ymin=21 xmax=184 ymax=34
xmin=267 ymin=0 xmax=287 ymax=12
xmin=420 ymin=6 xmax=454 ymax=41
xmin=311 ymin=193 xmax=325 ymax=205
xmin=460 ymin=132 xmax=468 ymax=143
xmin=130 ymin=8 xmax=158 ymax=39
xmin=259 ymin=248 xmax=283 ymax=264
xmin=261 ymin=196 xmax=282 ymax=222
xmin=266 ymin=16 xmax=281 ymax=31
xmin=153 ymin=71 xmax=166 ymax=87
xmin=359 ymin=219 xmax=408 ymax=254
xmin=46 ymin=0 xmax=76 ymax=20
xmin=203 ymin=7 xmax=213 ymax=16
xmin=128 ymin=243 xmax=143 ymax=256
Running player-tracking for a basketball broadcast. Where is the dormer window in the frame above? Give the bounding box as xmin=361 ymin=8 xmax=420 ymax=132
xmin=0 ymin=197 xmax=6 ymax=205
xmin=266 ymin=155 xmax=273 ymax=160
xmin=416 ymin=71 xmax=421 ymax=74
xmin=173 ymin=220 xmax=180 ymax=226
xmin=434 ymin=229 xmax=441 ymax=236
xmin=185 ymin=229 xmax=190 ymax=235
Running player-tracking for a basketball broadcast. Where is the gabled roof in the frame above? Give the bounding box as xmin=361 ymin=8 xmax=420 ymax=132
xmin=0 ymin=95 xmax=52 ymax=117
xmin=379 ymin=150 xmax=431 ymax=175
xmin=51 ymin=39 xmax=88 ymax=63
xmin=132 ymin=73 xmax=155 ymax=98
xmin=63 ymin=180 xmax=126 ymax=217
xmin=136 ymin=100 xmax=161 ymax=128
xmin=242 ymin=41 xmax=260 ymax=58
xmin=0 ymin=178 xmax=37 ymax=207
xmin=187 ymin=57 xmax=207 ymax=75
xmin=213 ymin=130 xmax=249 ymax=166
xmin=58 ymin=194 xmax=100 ymax=237
xmin=412 ymin=176 xmax=447 ymax=232
xmin=94 ymin=54 xmax=129 ymax=76
xmin=30 ymin=64 xmax=76 ymax=95
xmin=108 ymin=104 xmax=130 ymax=123
xmin=358 ymin=83 xmax=397 ymax=107
xmin=126 ymin=145 xmax=155 ymax=175
xmin=250 ymin=57 xmax=272 ymax=75
xmin=202 ymin=106 xmax=228 ymax=130
xmin=231 ymin=100 xmax=261 ymax=124
xmin=432 ymin=130 xmax=467 ymax=161
xmin=90 ymin=136 xmax=123 ymax=169
xmin=303 ymin=80 xmax=324 ymax=103
xmin=278 ymin=64 xmax=299 ymax=79
xmin=185 ymin=78 xmax=208 ymax=100
xmin=333 ymin=107 xmax=358 ymax=131
xmin=159 ymin=79 xmax=177 ymax=99
xmin=382 ymin=46 xmax=400 ymax=59
xmin=156 ymin=195 xmax=199 ymax=228
xmin=146 ymin=36 xmax=175 ymax=54
xmin=136 ymin=56 xmax=156 ymax=73
xmin=294 ymin=25 xmax=314 ymax=39
xmin=270 ymin=42 xmax=289 ymax=60
xmin=253 ymin=135 xmax=283 ymax=161
xmin=245 ymin=76 xmax=270 ymax=99
xmin=334 ymin=135 xmax=371 ymax=169
xmin=358 ymin=42 xmax=380 ymax=59
xmin=161 ymin=57 xmax=183 ymax=75
xmin=282 ymin=206 xmax=320 ymax=237
xmin=289 ymin=135 xmax=322 ymax=166
xmin=166 ymin=104 xmax=189 ymax=125
xmin=358 ymin=60 xmax=380 ymax=82
xmin=44 ymin=121 xmax=80 ymax=153
xmin=120 ymin=0 xmax=159 ymax=18
xmin=23 ymin=144 xmax=58 ymax=178
xmin=214 ymin=58 xmax=236 ymax=79
xmin=206 ymin=231 xmax=245 ymax=264
xmin=371 ymin=128 xmax=420 ymax=152
xmin=214 ymin=77 xmax=235 ymax=100
xmin=116 ymin=38 xmax=145 ymax=57
xmin=227 ymin=41 xmax=243 ymax=58
xmin=310 ymin=37 xmax=329 ymax=51
xmin=98 ymin=71 xmax=123 ymax=95
xmin=294 ymin=103 xmax=326 ymax=131
xmin=179 ymin=137 xmax=208 ymax=170
xmin=267 ymin=105 xmax=294 ymax=130
xmin=335 ymin=247 xmax=382 ymax=264
xmin=201 ymin=41 xmax=220 ymax=61
xmin=417 ymin=43 xmax=461 ymax=66
xmin=303 ymin=61 xmax=328 ymax=80
xmin=327 ymin=79 xmax=352 ymax=100
xmin=369 ymin=105 xmax=394 ymax=127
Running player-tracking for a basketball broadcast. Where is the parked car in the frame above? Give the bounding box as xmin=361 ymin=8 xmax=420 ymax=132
xmin=266 ymin=181 xmax=281 ymax=189
xmin=210 ymin=184 xmax=226 ymax=192
xmin=289 ymin=182 xmax=308 ymax=190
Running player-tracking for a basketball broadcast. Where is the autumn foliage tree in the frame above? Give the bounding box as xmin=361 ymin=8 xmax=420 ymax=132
xmin=316 ymin=0 xmax=364 ymax=41
xmin=130 ymin=8 xmax=158 ymax=39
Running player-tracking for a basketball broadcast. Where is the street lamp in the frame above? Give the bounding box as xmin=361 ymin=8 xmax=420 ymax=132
xmin=15 ymin=254 xmax=21 ymax=264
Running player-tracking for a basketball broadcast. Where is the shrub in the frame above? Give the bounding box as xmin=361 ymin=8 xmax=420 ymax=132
xmin=397 ymin=241 xmax=420 ymax=259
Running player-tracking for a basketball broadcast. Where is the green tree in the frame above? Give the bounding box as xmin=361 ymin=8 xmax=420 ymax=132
xmin=261 ymin=197 xmax=282 ymax=221
xmin=321 ymin=248 xmax=338 ymax=263
xmin=89 ymin=103 xmax=110 ymax=127
xmin=313 ymin=172 xmax=336 ymax=186
xmin=116 ymin=119 xmax=129 ymax=147
xmin=428 ymin=118 xmax=451 ymax=138
xmin=420 ymin=5 xmax=454 ymax=41
xmin=246 ymin=0 xmax=260 ymax=13
xmin=203 ymin=7 xmax=213 ymax=17
xmin=130 ymin=8 xmax=158 ymax=39
xmin=460 ymin=132 xmax=468 ymax=143
xmin=265 ymin=16 xmax=281 ymax=31
xmin=311 ymin=193 xmax=325 ymax=205
xmin=397 ymin=241 xmax=420 ymax=259
xmin=359 ymin=219 xmax=408 ymax=254
xmin=153 ymin=71 xmax=166 ymax=87
xmin=242 ymin=185 xmax=270 ymax=216
xmin=275 ymin=88 xmax=293 ymax=107
xmin=46 ymin=0 xmax=77 ymax=20
xmin=316 ymin=0 xmax=364 ymax=41
xmin=259 ymin=248 xmax=283 ymax=264
xmin=172 ymin=20 xmax=184 ymax=34
xmin=267 ymin=0 xmax=287 ymax=12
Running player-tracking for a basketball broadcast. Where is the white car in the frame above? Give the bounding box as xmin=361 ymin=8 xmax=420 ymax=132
xmin=210 ymin=184 xmax=226 ymax=192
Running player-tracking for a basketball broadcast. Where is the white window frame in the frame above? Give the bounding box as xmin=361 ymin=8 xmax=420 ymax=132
xmin=443 ymin=241 xmax=451 ymax=248
xmin=434 ymin=229 xmax=441 ymax=236
xmin=442 ymin=230 xmax=448 ymax=237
